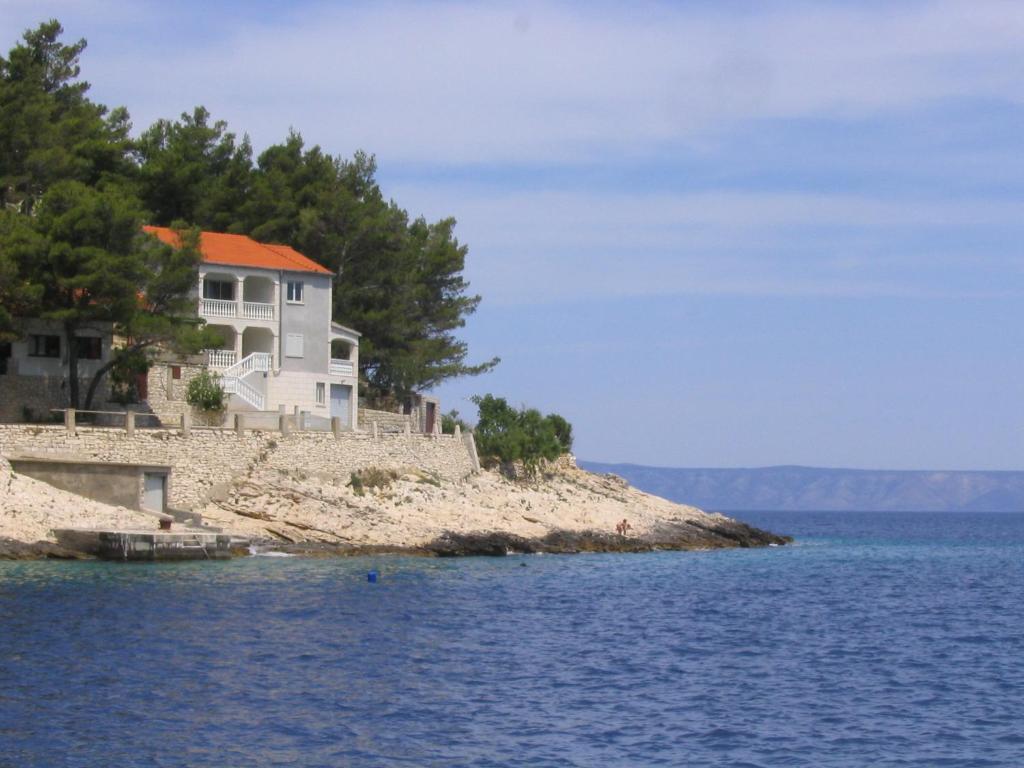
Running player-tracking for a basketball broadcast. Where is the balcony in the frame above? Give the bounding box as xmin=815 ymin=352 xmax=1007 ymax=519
xmin=330 ymin=358 xmax=355 ymax=376
xmin=201 ymin=298 xmax=237 ymax=318
xmin=207 ymin=349 xmax=237 ymax=369
xmin=199 ymin=299 xmax=275 ymax=321
xmin=243 ymin=302 xmax=274 ymax=321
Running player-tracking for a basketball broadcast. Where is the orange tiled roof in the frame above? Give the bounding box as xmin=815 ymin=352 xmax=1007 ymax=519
xmin=143 ymin=225 xmax=333 ymax=276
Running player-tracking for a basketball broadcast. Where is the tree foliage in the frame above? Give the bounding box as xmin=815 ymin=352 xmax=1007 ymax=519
xmin=0 ymin=20 xmax=495 ymax=406
xmin=0 ymin=210 xmax=43 ymax=338
xmin=81 ymin=224 xmax=223 ymax=409
xmin=0 ymin=22 xmax=217 ymax=407
xmin=135 ymin=120 xmax=498 ymax=399
xmin=441 ymin=409 xmax=470 ymax=434
xmin=134 ymin=106 xmax=253 ymax=232
xmin=0 ymin=20 xmax=132 ymax=214
xmin=471 ymin=395 xmax=573 ymax=475
xmin=20 ymin=180 xmax=150 ymax=407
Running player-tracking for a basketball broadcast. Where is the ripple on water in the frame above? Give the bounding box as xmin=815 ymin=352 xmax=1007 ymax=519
xmin=1 ymin=512 xmax=1024 ymax=766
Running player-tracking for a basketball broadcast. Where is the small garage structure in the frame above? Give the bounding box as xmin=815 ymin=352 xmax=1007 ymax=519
xmin=5 ymin=456 xmax=172 ymax=513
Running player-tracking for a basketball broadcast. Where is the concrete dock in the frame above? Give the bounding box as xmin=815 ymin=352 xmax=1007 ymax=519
xmin=53 ymin=528 xmax=244 ymax=561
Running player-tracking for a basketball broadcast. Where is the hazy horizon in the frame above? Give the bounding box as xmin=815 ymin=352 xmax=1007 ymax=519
xmin=582 ymin=460 xmax=1024 ymax=474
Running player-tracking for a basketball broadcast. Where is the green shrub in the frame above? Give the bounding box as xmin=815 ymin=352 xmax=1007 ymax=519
xmin=547 ymin=413 xmax=573 ymax=453
xmin=348 ymin=467 xmax=398 ymax=495
xmin=108 ymin=348 xmax=150 ymax=404
xmin=185 ymin=370 xmax=225 ymax=413
xmin=470 ymin=394 xmax=573 ymax=476
xmin=441 ymin=409 xmax=470 ymax=434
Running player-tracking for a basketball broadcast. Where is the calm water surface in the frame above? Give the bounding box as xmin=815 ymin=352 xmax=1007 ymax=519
xmin=1 ymin=511 xmax=1023 ymax=767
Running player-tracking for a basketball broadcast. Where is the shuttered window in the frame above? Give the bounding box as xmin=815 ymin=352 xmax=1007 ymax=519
xmin=285 ymin=333 xmax=304 ymax=358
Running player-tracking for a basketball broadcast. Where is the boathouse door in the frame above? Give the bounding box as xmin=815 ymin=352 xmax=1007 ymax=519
xmin=143 ymin=472 xmax=166 ymax=512
xmin=330 ymin=384 xmax=351 ymax=427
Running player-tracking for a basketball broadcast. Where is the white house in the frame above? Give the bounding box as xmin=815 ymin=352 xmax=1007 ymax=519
xmin=144 ymin=226 xmax=360 ymax=429
xmin=0 ymin=319 xmax=112 ymax=379
xmin=0 ymin=319 xmax=114 ymax=422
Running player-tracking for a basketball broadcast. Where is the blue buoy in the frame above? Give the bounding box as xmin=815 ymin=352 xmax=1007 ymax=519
xmin=367 ymin=571 xmax=378 ymax=583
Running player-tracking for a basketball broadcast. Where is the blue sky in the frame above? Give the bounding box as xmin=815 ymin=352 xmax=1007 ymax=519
xmin=4 ymin=1 xmax=1023 ymax=469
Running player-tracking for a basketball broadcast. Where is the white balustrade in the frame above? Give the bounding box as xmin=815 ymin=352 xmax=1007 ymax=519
xmin=222 ymin=376 xmax=265 ymax=410
xmin=224 ymin=352 xmax=272 ymax=379
xmin=200 ymin=298 xmax=237 ymax=318
xmin=242 ymin=302 xmax=275 ymax=321
xmin=207 ymin=350 xmax=237 ymax=369
xmin=329 ymin=358 xmax=355 ymax=376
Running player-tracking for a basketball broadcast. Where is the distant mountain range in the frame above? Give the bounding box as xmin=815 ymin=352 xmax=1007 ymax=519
xmin=578 ymin=462 xmax=1024 ymax=512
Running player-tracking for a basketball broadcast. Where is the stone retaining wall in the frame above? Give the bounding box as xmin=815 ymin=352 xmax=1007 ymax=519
xmin=0 ymin=424 xmax=476 ymax=511
xmin=0 ymin=374 xmax=88 ymax=423
xmin=358 ymin=407 xmax=413 ymax=432
xmin=146 ymin=363 xmax=225 ymax=427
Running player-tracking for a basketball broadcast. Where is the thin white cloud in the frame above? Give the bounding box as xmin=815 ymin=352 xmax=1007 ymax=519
xmin=386 ymin=181 xmax=1024 ymax=303
xmin=26 ymin=0 xmax=1024 ymax=163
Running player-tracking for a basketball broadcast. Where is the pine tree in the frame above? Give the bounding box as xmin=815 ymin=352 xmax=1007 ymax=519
xmin=134 ymin=106 xmax=253 ymax=231
xmin=0 ymin=22 xmax=218 ymax=407
xmin=0 ymin=20 xmax=132 ymax=214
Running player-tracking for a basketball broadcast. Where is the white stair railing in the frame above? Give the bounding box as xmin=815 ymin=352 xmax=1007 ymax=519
xmin=222 ymin=352 xmax=272 ymax=379
xmin=221 ymin=376 xmax=265 ymax=410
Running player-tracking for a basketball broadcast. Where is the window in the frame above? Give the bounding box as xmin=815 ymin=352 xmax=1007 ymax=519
xmin=0 ymin=342 xmax=10 ymax=375
xmin=28 ymin=335 xmax=60 ymax=358
xmin=315 ymin=382 xmax=326 ymax=406
xmin=203 ymin=280 xmax=234 ymax=301
xmin=171 ymin=365 xmax=182 ymax=380
xmin=76 ymin=336 xmax=102 ymax=360
xmin=285 ymin=333 xmax=304 ymax=358
xmin=286 ymin=280 xmax=304 ymax=303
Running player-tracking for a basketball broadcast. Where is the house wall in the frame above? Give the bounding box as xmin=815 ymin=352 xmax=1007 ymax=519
xmin=268 ymin=369 xmax=334 ymax=418
xmin=0 ymin=424 xmax=477 ymax=511
xmin=144 ymin=363 xmax=357 ymax=428
xmin=5 ymin=319 xmax=111 ymax=379
xmin=280 ymin=273 xmax=332 ymax=375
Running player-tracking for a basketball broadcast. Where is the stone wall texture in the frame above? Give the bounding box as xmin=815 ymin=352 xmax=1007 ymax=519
xmin=0 ymin=374 xmax=90 ymax=423
xmin=358 ymin=407 xmax=413 ymax=433
xmin=0 ymin=424 xmax=476 ymax=511
xmin=146 ymin=363 xmax=226 ymax=427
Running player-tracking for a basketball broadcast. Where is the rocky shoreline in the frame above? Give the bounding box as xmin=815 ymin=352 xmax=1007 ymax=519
xmin=1 ymin=454 xmax=792 ymax=560
xmin=264 ymin=518 xmax=790 ymax=558
xmin=0 ymin=537 xmax=93 ymax=560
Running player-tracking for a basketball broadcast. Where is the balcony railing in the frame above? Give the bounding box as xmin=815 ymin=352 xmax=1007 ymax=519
xmin=207 ymin=350 xmax=237 ymax=369
xmin=199 ymin=298 xmax=275 ymax=321
xmin=200 ymin=298 xmax=237 ymax=318
xmin=330 ymin=358 xmax=355 ymax=376
xmin=243 ymin=302 xmax=275 ymax=321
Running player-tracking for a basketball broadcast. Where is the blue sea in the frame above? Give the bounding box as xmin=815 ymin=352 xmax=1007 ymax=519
xmin=2 ymin=511 xmax=1023 ymax=767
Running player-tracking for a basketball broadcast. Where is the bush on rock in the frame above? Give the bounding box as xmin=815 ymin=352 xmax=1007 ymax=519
xmin=470 ymin=394 xmax=573 ymax=477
